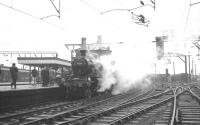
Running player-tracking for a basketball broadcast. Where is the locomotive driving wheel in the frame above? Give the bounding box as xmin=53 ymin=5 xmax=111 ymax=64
xmin=85 ymin=86 xmax=91 ymax=99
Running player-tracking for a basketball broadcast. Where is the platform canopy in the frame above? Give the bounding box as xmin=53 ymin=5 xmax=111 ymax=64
xmin=17 ymin=57 xmax=71 ymax=68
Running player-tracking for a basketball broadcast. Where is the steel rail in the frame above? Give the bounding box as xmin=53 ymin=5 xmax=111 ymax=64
xmin=169 ymin=86 xmax=183 ymax=125
xmin=19 ymin=88 xmax=155 ymax=125
xmin=175 ymin=86 xmax=200 ymax=125
xmin=109 ymin=86 xmax=183 ymax=125
xmin=58 ymin=89 xmax=173 ymax=125
xmin=108 ymin=96 xmax=174 ymax=125
xmin=21 ymin=88 xmax=169 ymax=125
xmin=0 ymin=93 xmax=114 ymax=122
xmin=169 ymin=88 xmax=177 ymax=125
xmin=170 ymin=86 xmax=200 ymax=125
xmin=189 ymin=87 xmax=200 ymax=100
xmin=0 ymin=93 xmax=113 ymax=122
xmin=0 ymin=100 xmax=82 ymax=120
xmin=1 ymin=91 xmax=134 ymax=121
xmin=108 ymin=87 xmax=183 ymax=125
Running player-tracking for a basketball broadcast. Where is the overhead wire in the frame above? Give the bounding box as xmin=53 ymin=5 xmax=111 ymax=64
xmin=184 ymin=0 xmax=191 ymax=35
xmin=190 ymin=1 xmax=200 ymax=6
xmin=100 ymin=5 xmax=146 ymax=15
xmin=79 ymin=0 xmax=121 ymax=30
xmin=114 ymin=0 xmax=126 ymax=8
xmin=82 ymin=0 xmax=138 ymax=26
xmin=10 ymin=0 xmax=14 ymax=7
xmin=113 ymin=0 xmax=134 ymax=22
xmin=0 ymin=2 xmax=40 ymax=19
xmin=99 ymin=0 xmax=155 ymax=27
xmin=181 ymin=0 xmax=187 ymax=20
xmin=0 ymin=1 xmax=69 ymax=33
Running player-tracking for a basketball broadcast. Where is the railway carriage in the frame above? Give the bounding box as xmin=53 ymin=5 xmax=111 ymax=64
xmin=0 ymin=66 xmax=30 ymax=83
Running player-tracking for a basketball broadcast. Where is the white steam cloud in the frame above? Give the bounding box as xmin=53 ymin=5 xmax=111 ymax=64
xmin=96 ymin=43 xmax=156 ymax=94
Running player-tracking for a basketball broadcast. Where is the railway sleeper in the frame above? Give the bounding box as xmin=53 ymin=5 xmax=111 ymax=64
xmin=21 ymin=89 xmax=172 ymax=125
xmin=182 ymin=117 xmax=200 ymax=121
xmin=111 ymin=104 xmax=169 ymax=124
xmin=182 ymin=112 xmax=200 ymax=116
xmin=110 ymin=114 xmax=125 ymax=117
xmin=154 ymin=120 xmax=169 ymax=125
xmin=182 ymin=120 xmax=200 ymax=125
xmin=77 ymin=112 xmax=92 ymax=116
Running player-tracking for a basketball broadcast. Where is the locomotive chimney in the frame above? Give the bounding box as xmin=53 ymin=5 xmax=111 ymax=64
xmin=81 ymin=37 xmax=87 ymax=50
xmin=97 ymin=35 xmax=102 ymax=44
xmin=80 ymin=37 xmax=87 ymax=57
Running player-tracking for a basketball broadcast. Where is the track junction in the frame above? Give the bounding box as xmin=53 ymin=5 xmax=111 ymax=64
xmin=0 ymin=83 xmax=200 ymax=125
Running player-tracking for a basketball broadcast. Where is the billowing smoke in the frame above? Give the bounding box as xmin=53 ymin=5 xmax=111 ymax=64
xmin=95 ymin=43 xmax=156 ymax=95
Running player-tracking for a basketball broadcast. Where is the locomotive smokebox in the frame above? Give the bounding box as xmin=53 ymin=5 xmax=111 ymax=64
xmin=80 ymin=37 xmax=87 ymax=57
xmin=80 ymin=50 xmax=87 ymax=57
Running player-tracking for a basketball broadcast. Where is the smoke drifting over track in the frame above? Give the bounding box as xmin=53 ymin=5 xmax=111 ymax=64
xmin=97 ymin=43 xmax=156 ymax=94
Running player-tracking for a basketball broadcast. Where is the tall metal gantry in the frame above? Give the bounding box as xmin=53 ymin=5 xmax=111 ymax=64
xmin=65 ymin=42 xmax=114 ymax=61
xmin=65 ymin=37 xmax=123 ymax=61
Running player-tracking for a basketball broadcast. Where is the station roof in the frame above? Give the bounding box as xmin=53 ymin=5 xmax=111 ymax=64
xmin=17 ymin=57 xmax=71 ymax=68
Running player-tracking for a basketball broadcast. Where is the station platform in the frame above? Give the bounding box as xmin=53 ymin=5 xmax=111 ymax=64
xmin=0 ymin=82 xmax=66 ymax=112
xmin=0 ymin=82 xmax=57 ymax=91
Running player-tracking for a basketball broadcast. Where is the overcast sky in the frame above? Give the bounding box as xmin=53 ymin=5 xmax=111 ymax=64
xmin=0 ymin=0 xmax=200 ymax=73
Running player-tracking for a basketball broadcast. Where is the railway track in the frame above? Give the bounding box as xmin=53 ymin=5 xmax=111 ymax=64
xmin=176 ymin=87 xmax=200 ymax=125
xmin=190 ymin=85 xmax=200 ymax=96
xmin=85 ymin=87 xmax=177 ymax=125
xmin=4 ymin=88 xmax=170 ymax=125
xmin=3 ymin=84 xmax=199 ymax=125
xmin=0 ymin=93 xmax=111 ymax=118
xmin=0 ymin=87 xmax=161 ymax=125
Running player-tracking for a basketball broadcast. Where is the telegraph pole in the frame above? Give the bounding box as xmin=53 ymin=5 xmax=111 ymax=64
xmin=195 ymin=63 xmax=197 ymax=81
xmin=192 ymin=59 xmax=194 ymax=81
xmin=173 ymin=61 xmax=175 ymax=76
xmin=185 ymin=55 xmax=188 ymax=83
xmin=188 ymin=55 xmax=191 ymax=82
xmin=154 ymin=63 xmax=157 ymax=82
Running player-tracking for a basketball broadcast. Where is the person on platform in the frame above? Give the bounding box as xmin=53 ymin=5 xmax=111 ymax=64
xmin=55 ymin=68 xmax=62 ymax=86
xmin=0 ymin=65 xmax=2 ymax=75
xmin=41 ymin=66 xmax=50 ymax=87
xmin=10 ymin=63 xmax=18 ymax=89
xmin=31 ymin=67 xmax=37 ymax=86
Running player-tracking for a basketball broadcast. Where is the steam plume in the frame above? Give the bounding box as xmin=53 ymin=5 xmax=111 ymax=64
xmin=97 ymin=43 xmax=155 ymax=94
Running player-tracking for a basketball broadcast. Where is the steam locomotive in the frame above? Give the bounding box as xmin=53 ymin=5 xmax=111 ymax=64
xmin=67 ymin=50 xmax=103 ymax=99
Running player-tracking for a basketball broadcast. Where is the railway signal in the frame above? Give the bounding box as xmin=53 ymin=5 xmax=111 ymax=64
xmin=153 ymin=36 xmax=168 ymax=60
